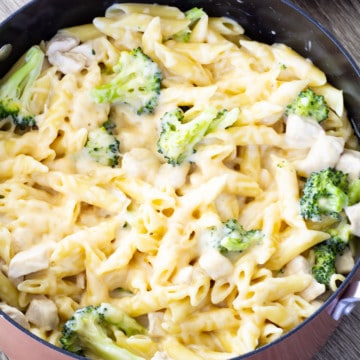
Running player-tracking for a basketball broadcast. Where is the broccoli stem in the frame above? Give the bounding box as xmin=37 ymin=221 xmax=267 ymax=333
xmin=60 ymin=303 xmax=146 ymax=360
xmin=75 ymin=321 xmax=144 ymax=360
xmin=348 ymin=178 xmax=360 ymax=205
xmin=157 ymin=107 xmax=238 ymax=165
xmin=96 ymin=303 xmax=146 ymax=336
xmin=0 ymin=45 xmax=44 ymax=130
xmin=0 ymin=46 xmax=43 ymax=104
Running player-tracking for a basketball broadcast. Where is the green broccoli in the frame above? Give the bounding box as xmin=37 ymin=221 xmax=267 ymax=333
xmin=285 ymin=88 xmax=329 ymax=122
xmin=157 ymin=107 xmax=238 ymax=165
xmin=325 ymin=219 xmax=352 ymax=255
xmin=207 ymin=219 xmax=264 ymax=254
xmin=206 ymin=108 xmax=240 ymax=133
xmin=102 ymin=118 xmax=117 ymax=134
xmin=348 ymin=178 xmax=360 ymax=205
xmin=171 ymin=7 xmax=206 ymax=42
xmin=299 ymin=168 xmax=349 ymax=222
xmin=312 ymin=219 xmax=352 ymax=288
xmin=0 ymin=45 xmax=45 ymax=132
xmin=301 ymin=168 xmax=358 ymax=287
xmin=312 ymin=243 xmax=336 ymax=287
xmin=60 ymin=303 xmax=145 ymax=360
xmin=85 ymin=121 xmax=120 ymax=167
xmin=91 ymin=47 xmax=162 ymax=115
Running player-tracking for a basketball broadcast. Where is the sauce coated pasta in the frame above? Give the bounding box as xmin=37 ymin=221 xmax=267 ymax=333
xmin=0 ymin=3 xmax=359 ymax=360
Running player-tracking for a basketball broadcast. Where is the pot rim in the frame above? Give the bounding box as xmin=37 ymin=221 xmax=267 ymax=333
xmin=0 ymin=0 xmax=360 ymax=359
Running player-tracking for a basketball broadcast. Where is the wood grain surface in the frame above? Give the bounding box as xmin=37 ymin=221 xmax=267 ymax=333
xmin=0 ymin=1 xmax=359 ymax=360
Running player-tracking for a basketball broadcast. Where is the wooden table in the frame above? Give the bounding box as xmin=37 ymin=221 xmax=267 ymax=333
xmin=0 ymin=1 xmax=359 ymax=359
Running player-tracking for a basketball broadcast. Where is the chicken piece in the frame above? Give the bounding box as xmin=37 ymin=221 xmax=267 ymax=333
xmin=294 ymin=132 xmax=345 ymax=177
xmin=46 ymin=34 xmax=95 ymax=74
xmin=345 ymin=202 xmax=360 ymax=236
xmin=47 ymin=51 xmax=87 ymax=74
xmin=335 ymin=247 xmax=355 ymax=274
xmin=284 ymin=256 xmax=325 ymax=302
xmin=8 ymin=243 xmax=52 ymax=279
xmin=0 ymin=303 xmax=30 ymax=329
xmin=285 ymin=114 xmax=324 ymax=149
xmin=25 ymin=297 xmax=59 ymax=331
xmin=336 ymin=149 xmax=360 ymax=181
xmin=71 ymin=43 xmax=97 ymax=66
xmin=284 ymin=255 xmax=311 ymax=276
xmin=47 ymin=34 xmax=79 ymax=55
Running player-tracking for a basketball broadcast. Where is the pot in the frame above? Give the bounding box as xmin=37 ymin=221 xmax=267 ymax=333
xmin=0 ymin=1 xmax=360 ymax=359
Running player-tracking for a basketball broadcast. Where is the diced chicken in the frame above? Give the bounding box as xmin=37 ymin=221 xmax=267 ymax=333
xmin=8 ymin=243 xmax=52 ymax=279
xmin=71 ymin=43 xmax=97 ymax=66
xmin=198 ymin=249 xmax=233 ymax=280
xmin=25 ymin=297 xmax=59 ymax=331
xmin=285 ymin=114 xmax=324 ymax=149
xmin=336 ymin=149 xmax=360 ymax=181
xmin=284 ymin=255 xmax=311 ymax=276
xmin=47 ymin=51 xmax=87 ymax=74
xmin=47 ymin=34 xmax=79 ymax=55
xmin=335 ymin=247 xmax=355 ymax=274
xmin=284 ymin=255 xmax=325 ymax=302
xmin=345 ymin=203 xmax=360 ymax=236
xmin=294 ymin=133 xmax=345 ymax=177
xmin=46 ymin=34 xmax=96 ymax=74
xmin=0 ymin=303 xmax=30 ymax=329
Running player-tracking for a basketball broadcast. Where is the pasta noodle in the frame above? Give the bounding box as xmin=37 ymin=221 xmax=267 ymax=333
xmin=0 ymin=3 xmax=359 ymax=360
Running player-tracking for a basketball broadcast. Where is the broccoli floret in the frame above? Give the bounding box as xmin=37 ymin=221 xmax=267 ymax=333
xmin=348 ymin=178 xmax=360 ymax=205
xmin=206 ymin=108 xmax=240 ymax=133
xmin=299 ymin=168 xmax=349 ymax=222
xmin=157 ymin=108 xmax=216 ymax=165
xmin=172 ymin=7 xmax=206 ymax=42
xmin=185 ymin=7 xmax=206 ymax=23
xmin=60 ymin=303 xmax=145 ymax=360
xmin=312 ymin=219 xmax=352 ymax=288
xmin=102 ymin=118 xmax=117 ymax=134
xmin=157 ymin=107 xmax=238 ymax=165
xmin=95 ymin=303 xmax=146 ymax=336
xmin=85 ymin=122 xmax=120 ymax=167
xmin=91 ymin=47 xmax=162 ymax=115
xmin=312 ymin=243 xmax=336 ymax=287
xmin=325 ymin=220 xmax=352 ymax=255
xmin=207 ymin=219 xmax=264 ymax=254
xmin=0 ymin=45 xmax=44 ymax=132
xmin=285 ymin=88 xmax=329 ymax=122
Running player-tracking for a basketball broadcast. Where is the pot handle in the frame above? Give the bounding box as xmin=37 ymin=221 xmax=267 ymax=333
xmin=0 ymin=352 xmax=9 ymax=360
xmin=331 ymin=280 xmax=360 ymax=321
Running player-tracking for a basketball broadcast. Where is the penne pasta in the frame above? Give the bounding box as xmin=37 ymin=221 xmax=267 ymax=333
xmin=0 ymin=3 xmax=358 ymax=360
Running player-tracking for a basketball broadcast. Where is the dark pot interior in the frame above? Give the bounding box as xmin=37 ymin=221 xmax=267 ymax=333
xmin=1 ymin=0 xmax=360 ymax=133
xmin=0 ymin=0 xmax=360 ymax=359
